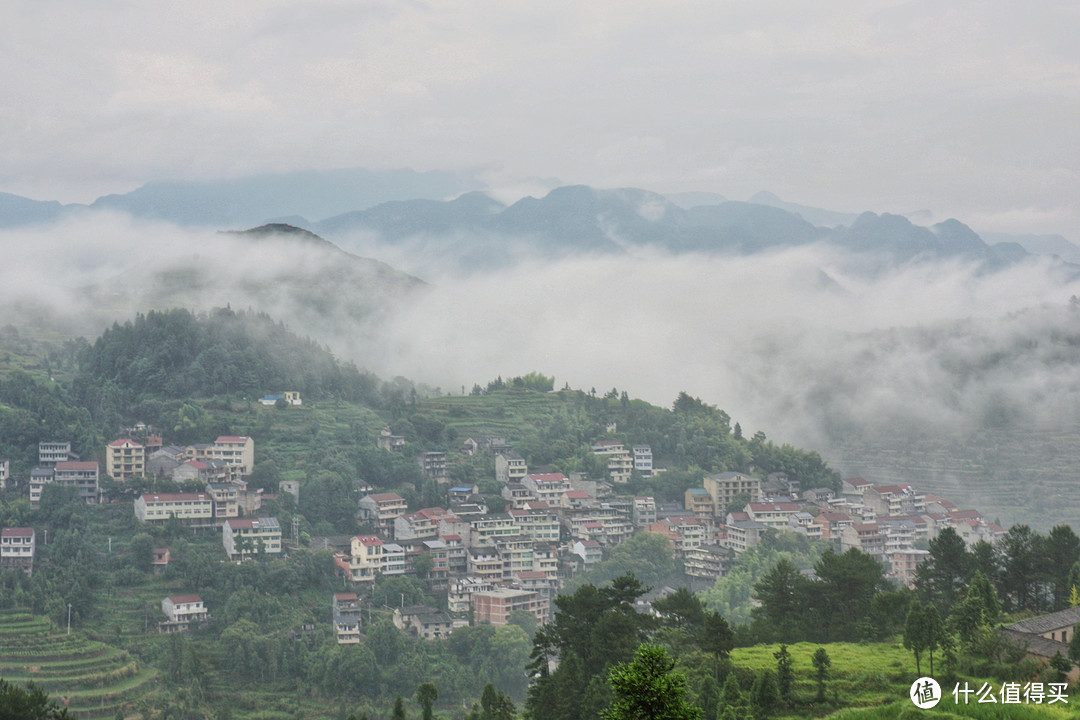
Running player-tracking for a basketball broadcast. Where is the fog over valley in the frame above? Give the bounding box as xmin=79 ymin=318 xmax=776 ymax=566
xmin=5 ymin=197 xmax=1080 ymax=529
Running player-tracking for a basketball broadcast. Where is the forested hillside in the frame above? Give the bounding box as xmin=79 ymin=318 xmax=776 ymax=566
xmin=74 ymin=307 xmax=378 ymax=403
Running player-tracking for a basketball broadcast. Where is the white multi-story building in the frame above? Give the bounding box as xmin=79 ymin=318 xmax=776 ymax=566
xmin=28 ymin=468 xmax=53 ymax=509
xmin=745 ymin=501 xmax=802 ymax=529
xmin=332 ymin=593 xmax=361 ymax=644
xmin=135 ymin=493 xmax=214 ymax=525
xmin=349 ymin=535 xmax=384 ymax=583
xmin=358 ymin=493 xmax=409 ymax=536
xmin=223 ymin=517 xmax=282 ymax=560
xmin=211 ymin=436 xmax=254 ymax=475
xmin=509 ymin=509 xmax=560 ymax=542
xmin=160 ymin=594 xmax=208 ymax=632
xmin=0 ymin=527 xmax=35 ymax=574
xmin=38 ymin=441 xmax=71 ymax=467
xmin=470 ymin=514 xmax=518 ymax=546
xmin=591 ymin=440 xmax=633 ymax=483
xmin=382 ymin=542 xmax=407 ymax=575
xmin=53 ymin=462 xmax=100 ymax=504
xmin=632 ymin=446 xmax=653 ymax=476
xmin=495 ymin=452 xmax=528 ymax=484
xmin=521 ymin=473 xmax=571 ymax=507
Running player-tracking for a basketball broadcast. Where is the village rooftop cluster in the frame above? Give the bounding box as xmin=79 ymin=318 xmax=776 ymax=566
xmin=0 ymin=412 xmax=1004 ymax=643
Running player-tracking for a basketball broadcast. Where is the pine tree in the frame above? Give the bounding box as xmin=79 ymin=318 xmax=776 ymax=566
xmin=698 ymin=676 xmax=720 ymax=720
xmin=602 ymin=644 xmax=702 ymax=720
xmin=903 ymin=599 xmax=926 ymax=675
xmin=750 ymin=669 xmax=779 ymax=718
xmin=812 ymin=647 xmax=831 ymax=703
xmin=416 ymin=683 xmax=438 ymax=720
xmin=720 ymin=671 xmax=742 ymax=708
xmin=773 ymin=645 xmax=794 ymax=704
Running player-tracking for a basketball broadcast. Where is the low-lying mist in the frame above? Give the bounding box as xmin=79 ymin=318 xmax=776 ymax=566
xmin=5 ymin=214 xmax=1080 ymax=527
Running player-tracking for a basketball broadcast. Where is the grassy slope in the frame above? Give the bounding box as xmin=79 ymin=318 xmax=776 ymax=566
xmin=732 ymin=642 xmax=1073 ymax=720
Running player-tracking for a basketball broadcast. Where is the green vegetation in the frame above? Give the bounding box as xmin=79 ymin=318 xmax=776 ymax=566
xmin=0 ymin=612 xmax=155 ymax=719
xmin=2 ymin=307 xmax=1077 ymax=719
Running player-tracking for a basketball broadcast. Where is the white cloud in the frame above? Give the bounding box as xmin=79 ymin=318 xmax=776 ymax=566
xmin=0 ymin=0 xmax=1077 ymax=238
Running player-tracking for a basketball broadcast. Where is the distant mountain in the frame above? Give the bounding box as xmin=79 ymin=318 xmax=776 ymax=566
xmin=3 ymin=170 xmax=1071 ymax=280
xmin=748 ymin=191 xmax=861 ymax=228
xmin=0 ymin=192 xmax=68 ymax=227
xmin=982 ymin=232 xmax=1080 ymax=264
xmin=318 ymin=185 xmax=701 ymax=259
xmin=835 ymin=213 xmax=1000 ymax=267
xmin=664 ymin=191 xmax=727 ymax=209
xmin=679 ymin=201 xmax=823 ymax=252
xmin=87 ymin=168 xmax=484 ymax=227
xmin=317 ymin=184 xmax=1022 ymax=273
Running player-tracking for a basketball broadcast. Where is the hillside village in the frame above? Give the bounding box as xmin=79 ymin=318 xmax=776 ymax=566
xmin=1 ymin=409 xmax=1005 ymax=643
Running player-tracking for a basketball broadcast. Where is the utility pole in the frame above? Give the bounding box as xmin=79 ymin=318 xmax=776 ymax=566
xmin=67 ymin=603 xmax=72 ymax=635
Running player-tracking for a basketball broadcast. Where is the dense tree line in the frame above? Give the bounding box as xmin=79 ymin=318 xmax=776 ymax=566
xmin=525 ymin=575 xmax=735 ymax=720
xmin=915 ymin=524 xmax=1080 ymax=615
xmin=0 ymin=370 xmax=101 ymax=476
xmin=73 ymin=307 xmax=382 ymax=408
xmin=744 ymin=548 xmax=902 ymax=645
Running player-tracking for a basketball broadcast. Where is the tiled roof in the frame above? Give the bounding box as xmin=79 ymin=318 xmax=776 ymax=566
xmin=527 ymin=473 xmax=568 ymax=483
xmin=55 ymin=461 xmax=98 ymax=470
xmin=1006 ymin=607 xmax=1080 ymax=635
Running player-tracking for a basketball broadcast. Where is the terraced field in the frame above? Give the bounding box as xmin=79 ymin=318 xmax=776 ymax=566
xmin=0 ymin=612 xmax=157 ymax=719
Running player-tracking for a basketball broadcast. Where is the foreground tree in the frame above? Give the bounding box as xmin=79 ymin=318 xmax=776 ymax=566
xmin=903 ymin=599 xmax=926 ymax=675
xmin=526 ymin=575 xmax=654 ymax=720
xmin=602 ymin=644 xmax=702 ymax=720
xmin=0 ymin=680 xmax=71 ymax=719
xmin=812 ymin=648 xmax=831 ymax=703
xmin=773 ymin=645 xmax=794 ymax=705
xmin=416 ymin=683 xmax=438 ymax=720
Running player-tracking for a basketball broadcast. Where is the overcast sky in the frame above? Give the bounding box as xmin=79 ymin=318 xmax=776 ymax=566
xmin=3 ymin=1 xmax=1079 ymax=238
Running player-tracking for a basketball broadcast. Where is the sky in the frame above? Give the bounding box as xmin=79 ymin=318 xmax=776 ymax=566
xmin=3 ymin=0 xmax=1079 ymax=239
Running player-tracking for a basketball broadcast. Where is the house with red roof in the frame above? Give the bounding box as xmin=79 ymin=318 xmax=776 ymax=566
xmin=522 ymin=473 xmax=571 ymax=507
xmin=160 ymin=594 xmax=208 ymax=632
xmin=348 ymin=535 xmax=384 ymax=582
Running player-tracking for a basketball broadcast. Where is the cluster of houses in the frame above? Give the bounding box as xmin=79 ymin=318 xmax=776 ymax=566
xmin=314 ymin=432 xmax=1010 ymax=644
xmin=3 ymin=423 xmax=1007 ymax=645
xmin=309 ymin=438 xmax=662 ymax=643
xmin=2 ymin=434 xmax=263 ymax=517
xmin=683 ymin=473 xmax=1005 ymax=587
